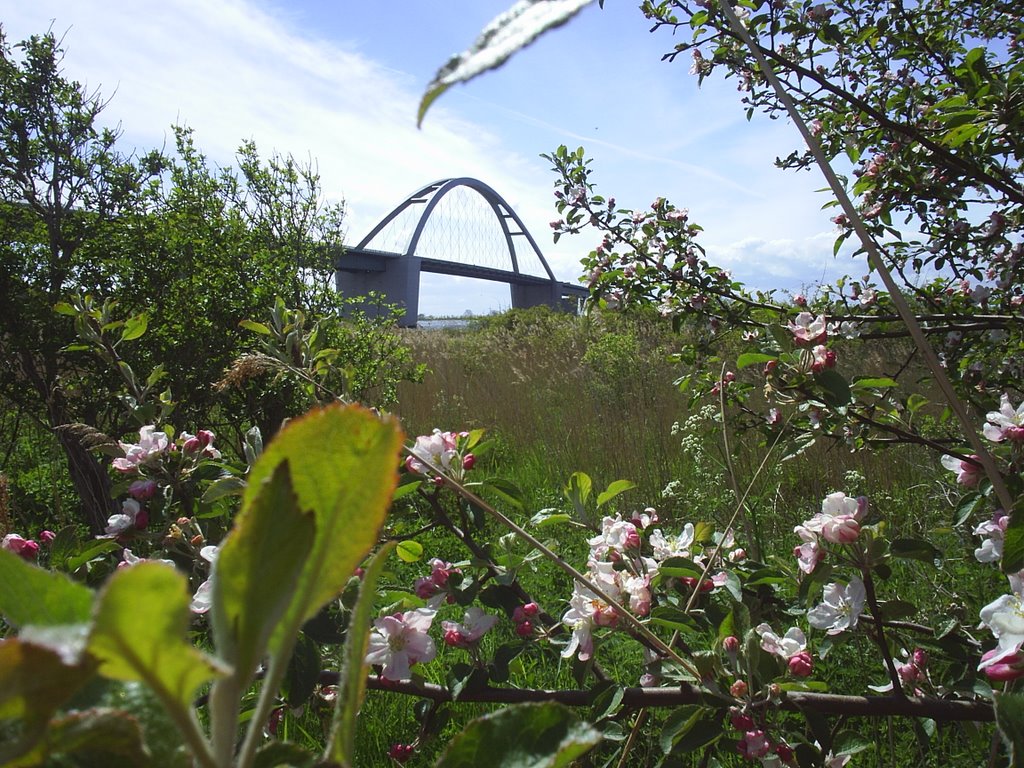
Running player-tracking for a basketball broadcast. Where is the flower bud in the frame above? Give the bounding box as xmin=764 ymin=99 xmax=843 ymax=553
xmin=129 ymin=479 xmax=159 ymax=501
xmin=190 ymin=533 xmax=204 ymax=547
xmin=730 ymin=709 xmax=755 ymax=731
xmin=729 ymin=679 xmax=748 ymax=698
xmin=911 ymin=648 xmax=928 ymax=668
xmin=723 ymin=635 xmax=740 ymax=654
xmin=788 ymin=651 xmax=813 ymax=677
xmin=462 ymin=453 xmax=476 ymax=471
xmin=515 ymin=620 xmax=533 ymax=637
xmin=38 ymin=530 xmax=56 ymax=544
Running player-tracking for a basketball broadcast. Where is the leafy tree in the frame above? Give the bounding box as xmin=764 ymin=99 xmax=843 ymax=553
xmin=0 ymin=28 xmax=417 ymax=533
xmin=0 ymin=28 xmax=165 ymax=533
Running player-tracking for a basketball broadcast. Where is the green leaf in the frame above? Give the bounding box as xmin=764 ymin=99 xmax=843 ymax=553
xmin=596 ymin=479 xmax=636 ymax=508
xmin=435 ymin=702 xmax=601 ymax=768
xmin=88 ymin=562 xmax=227 ymax=713
xmin=815 ymin=369 xmax=851 ymax=407
xmin=0 ymin=640 xmax=97 ymax=724
xmin=850 ymin=376 xmax=898 ymax=389
xmin=53 ymin=301 xmax=77 ymax=316
xmin=482 ymin=477 xmax=527 ymax=511
xmin=284 ymin=632 xmax=321 ymax=708
xmin=995 ymin=691 xmax=1024 ymax=767
xmin=396 ymin=539 xmax=424 ymax=563
xmin=327 ymin=541 xmax=397 ymax=766
xmin=201 ymin=474 xmax=247 ymax=504
xmin=119 ymin=313 xmax=148 ymax=342
xmin=889 ymin=538 xmax=942 ymax=566
xmin=8 ymin=708 xmax=151 ymax=768
xmin=1003 ymin=502 xmax=1024 ymax=575
xmin=736 ymin=352 xmax=777 ymax=369
xmin=0 ymin=549 xmax=94 ymax=628
xmin=833 ymin=729 xmax=874 ymax=755
xmin=211 ymin=461 xmax=316 ymax=678
xmin=530 ymin=510 xmax=575 ymax=527
xmin=239 ymin=319 xmax=273 ymax=335
xmin=564 ymin=471 xmax=592 ymax=516
xmin=419 ymin=0 xmax=596 ymax=126
xmin=240 ymin=404 xmax=402 ymax=652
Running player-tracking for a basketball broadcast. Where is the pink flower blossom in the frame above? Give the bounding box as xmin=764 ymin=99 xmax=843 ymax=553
xmin=588 ymin=515 xmax=640 ymax=559
xmin=365 ymin=607 xmax=438 ymax=681
xmin=2 ymin=533 xmax=39 ymax=561
xmin=821 ymin=515 xmax=861 ymax=544
xmin=983 ymin=394 xmax=1024 ymax=442
xmin=128 ymin=479 xmax=159 ymax=500
xmin=441 ymin=607 xmax=498 ymax=648
xmin=973 ymin=510 xmax=1009 ymax=563
xmin=757 ymin=623 xmax=808 ymax=660
xmin=978 ymin=576 xmax=1024 ymax=671
xmin=112 ymin=425 xmax=169 ymax=473
xmin=104 ymin=498 xmax=145 ymax=536
xmin=737 ymin=730 xmax=770 ymax=759
xmin=788 ymin=651 xmax=814 ymax=677
xmin=810 ymin=344 xmax=837 ymax=373
xmin=801 ymin=492 xmax=867 ymax=545
xmin=793 ymin=526 xmax=824 ymax=574
xmin=649 ymin=523 xmax=695 ymax=561
xmin=405 ymin=429 xmax=460 ymax=475
xmin=414 ymin=558 xmax=458 ymax=600
xmin=787 ymin=312 xmax=827 ymax=345
xmin=980 ymin=645 xmax=1024 ymax=682
xmin=37 ymin=530 xmax=56 ymax=544
xmin=940 ymin=453 xmax=982 ymax=487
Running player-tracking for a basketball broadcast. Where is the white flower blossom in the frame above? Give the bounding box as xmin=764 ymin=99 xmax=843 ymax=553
xmin=807 ymin=578 xmax=866 ymax=635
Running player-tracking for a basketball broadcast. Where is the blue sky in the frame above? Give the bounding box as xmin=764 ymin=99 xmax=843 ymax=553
xmin=2 ymin=0 xmax=865 ymax=314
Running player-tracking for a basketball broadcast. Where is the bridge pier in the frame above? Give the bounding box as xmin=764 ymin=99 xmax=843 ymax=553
xmin=335 ymin=254 xmax=422 ymax=327
xmin=511 ymin=282 xmax=563 ymax=311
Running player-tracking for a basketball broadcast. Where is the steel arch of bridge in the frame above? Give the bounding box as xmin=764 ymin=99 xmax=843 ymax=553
xmin=335 ymin=177 xmax=586 ymax=325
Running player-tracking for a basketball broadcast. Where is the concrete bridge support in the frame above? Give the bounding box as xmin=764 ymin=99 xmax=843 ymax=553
xmin=335 ymin=255 xmax=421 ymax=327
xmin=511 ymin=282 xmax=563 ymax=311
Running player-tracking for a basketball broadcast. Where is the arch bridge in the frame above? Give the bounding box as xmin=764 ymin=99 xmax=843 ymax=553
xmin=335 ymin=177 xmax=587 ymax=326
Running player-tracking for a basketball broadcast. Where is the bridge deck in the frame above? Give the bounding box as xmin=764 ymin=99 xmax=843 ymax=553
xmin=339 ymin=247 xmax=588 ymax=298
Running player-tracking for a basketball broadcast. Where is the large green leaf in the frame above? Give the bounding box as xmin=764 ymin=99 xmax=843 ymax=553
xmin=211 ymin=461 xmax=315 ymax=678
xmin=0 ymin=639 xmax=97 ymax=723
xmin=87 ymin=562 xmax=226 ymax=712
xmin=241 ymin=404 xmax=403 ymax=651
xmin=0 ymin=549 xmax=93 ymax=628
xmin=435 ymin=702 xmax=601 ymax=768
xmin=419 ymin=0 xmax=596 ymax=126
xmin=6 ymin=708 xmax=150 ymax=768
xmin=996 ymin=691 xmax=1024 ymax=768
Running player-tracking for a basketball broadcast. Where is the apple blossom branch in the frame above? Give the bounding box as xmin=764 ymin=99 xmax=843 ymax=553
xmin=348 ymin=675 xmax=994 ymax=723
